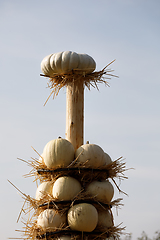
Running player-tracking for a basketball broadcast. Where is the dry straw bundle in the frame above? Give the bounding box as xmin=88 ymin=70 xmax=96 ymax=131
xmin=14 ymin=201 xmax=125 ymax=240
xmin=24 ymin=225 xmax=126 ymax=240
xmin=21 ymin=148 xmax=128 ymax=192
xmin=41 ymin=60 xmax=117 ymax=105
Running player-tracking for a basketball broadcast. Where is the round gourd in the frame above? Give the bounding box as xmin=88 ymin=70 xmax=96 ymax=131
xmin=67 ymin=203 xmax=98 ymax=232
xmin=41 ymin=51 xmax=96 ymax=76
xmin=75 ymin=144 xmax=106 ymax=168
xmin=37 ymin=209 xmax=66 ymax=230
xmin=52 ymin=176 xmax=81 ymax=201
xmin=86 ymin=180 xmax=114 ymax=203
xmin=35 ymin=181 xmax=53 ymax=200
xmin=43 ymin=138 xmax=75 ymax=168
xmin=103 ymin=152 xmax=112 ymax=165
xmin=97 ymin=210 xmax=114 ymax=229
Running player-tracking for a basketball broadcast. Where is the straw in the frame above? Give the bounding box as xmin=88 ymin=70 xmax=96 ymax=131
xmin=40 ymin=61 xmax=118 ymax=105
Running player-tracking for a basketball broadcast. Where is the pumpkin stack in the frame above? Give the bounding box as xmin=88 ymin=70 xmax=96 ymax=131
xmin=16 ymin=51 xmax=126 ymax=239
xmin=34 ymin=138 xmax=123 ymax=239
xmin=34 ymin=137 xmax=118 ymax=239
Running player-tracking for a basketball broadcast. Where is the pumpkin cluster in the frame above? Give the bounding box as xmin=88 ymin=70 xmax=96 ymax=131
xmin=11 ymin=51 xmax=126 ymax=240
xmin=29 ymin=137 xmax=124 ymax=240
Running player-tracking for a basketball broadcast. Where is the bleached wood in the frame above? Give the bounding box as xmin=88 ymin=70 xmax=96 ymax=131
xmin=65 ymin=81 xmax=84 ymax=150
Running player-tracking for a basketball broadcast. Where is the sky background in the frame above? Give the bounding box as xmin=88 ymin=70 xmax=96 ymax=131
xmin=0 ymin=0 xmax=160 ymax=239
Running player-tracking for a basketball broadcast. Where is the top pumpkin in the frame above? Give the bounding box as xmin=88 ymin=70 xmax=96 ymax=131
xmin=41 ymin=51 xmax=96 ymax=76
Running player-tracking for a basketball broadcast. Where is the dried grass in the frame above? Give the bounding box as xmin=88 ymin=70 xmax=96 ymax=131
xmin=8 ymin=179 xmax=125 ymax=240
xmin=28 ymin=189 xmax=123 ymax=213
xmin=40 ymin=60 xmax=118 ymax=105
xmin=22 ymin=146 xmax=129 ymax=191
xmin=23 ymin=224 xmax=125 ymax=240
xmin=14 ymin=216 xmax=125 ymax=240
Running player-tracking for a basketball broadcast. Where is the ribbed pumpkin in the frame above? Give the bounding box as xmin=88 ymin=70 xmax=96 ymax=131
xmin=86 ymin=180 xmax=114 ymax=203
xmin=52 ymin=176 xmax=81 ymax=201
xmin=43 ymin=138 xmax=75 ymax=168
xmin=97 ymin=210 xmax=114 ymax=229
xmin=37 ymin=209 xmax=66 ymax=230
xmin=75 ymin=143 xmax=106 ymax=168
xmin=35 ymin=181 xmax=53 ymax=200
xmin=67 ymin=203 xmax=98 ymax=232
xmin=41 ymin=51 xmax=96 ymax=76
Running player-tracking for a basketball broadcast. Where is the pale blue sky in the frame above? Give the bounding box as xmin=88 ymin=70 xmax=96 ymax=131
xmin=0 ymin=0 xmax=160 ymax=239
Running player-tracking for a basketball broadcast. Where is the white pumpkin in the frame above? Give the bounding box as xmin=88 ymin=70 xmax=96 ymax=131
xmin=103 ymin=152 xmax=112 ymax=165
xmin=41 ymin=51 xmax=96 ymax=76
xmin=97 ymin=210 xmax=114 ymax=229
xmin=43 ymin=138 xmax=75 ymax=168
xmin=67 ymin=203 xmax=98 ymax=232
xmin=75 ymin=144 xmax=106 ymax=168
xmin=86 ymin=180 xmax=114 ymax=203
xmin=35 ymin=181 xmax=53 ymax=200
xmin=52 ymin=176 xmax=81 ymax=201
xmin=37 ymin=209 xmax=66 ymax=230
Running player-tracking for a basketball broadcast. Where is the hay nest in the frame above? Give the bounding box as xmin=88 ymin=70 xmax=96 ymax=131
xmin=21 ymin=148 xmax=128 ymax=193
xmin=16 ymin=214 xmax=125 ymax=240
xmin=8 ymin=180 xmax=124 ymax=240
xmin=25 ymin=189 xmax=123 ymax=214
xmin=9 ymin=191 xmax=125 ymax=240
xmin=40 ymin=60 xmax=118 ymax=105
xmin=36 ymin=157 xmax=127 ymax=183
xmin=33 ymin=226 xmax=125 ymax=240
xmin=9 ymin=180 xmax=123 ymax=219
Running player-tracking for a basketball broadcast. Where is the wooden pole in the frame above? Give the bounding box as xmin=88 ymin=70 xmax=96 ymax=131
xmin=65 ymin=80 xmax=84 ymax=150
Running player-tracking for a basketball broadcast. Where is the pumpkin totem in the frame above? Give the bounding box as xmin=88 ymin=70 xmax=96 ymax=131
xmin=16 ymin=51 xmax=127 ymax=239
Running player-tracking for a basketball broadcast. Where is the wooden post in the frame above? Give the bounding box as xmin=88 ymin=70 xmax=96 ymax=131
xmin=65 ymin=80 xmax=84 ymax=150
